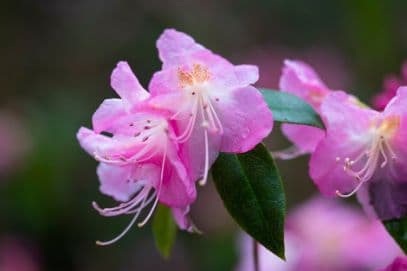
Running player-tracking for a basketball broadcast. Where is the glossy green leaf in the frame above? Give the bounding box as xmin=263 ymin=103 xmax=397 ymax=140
xmin=384 ymin=216 xmax=407 ymax=253
xmin=212 ymin=144 xmax=286 ymax=259
xmin=152 ymin=204 xmax=177 ymax=259
xmin=260 ymin=88 xmax=324 ymax=128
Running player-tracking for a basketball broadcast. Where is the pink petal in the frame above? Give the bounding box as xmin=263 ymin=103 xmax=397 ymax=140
xmin=77 ymin=127 xmax=145 ymax=160
xmin=281 ymin=124 xmax=325 ymax=153
xmin=158 ymin=141 xmax=197 ymax=207
xmin=156 ymin=29 xmax=206 ymax=68
xmin=380 ymin=87 xmax=407 ymax=182
xmin=97 ymin=163 xmax=145 ymax=202
xmin=178 ymin=115 xmax=222 ymax=183
xmin=310 ymin=135 xmax=364 ymax=196
xmin=148 ymin=68 xmax=180 ymax=96
xmin=279 ymin=59 xmax=330 ymax=109
xmin=92 ymin=98 xmax=127 ymax=133
xmin=171 ymin=206 xmax=194 ymax=232
xmin=234 ymin=64 xmax=259 ymax=86
xmin=320 ymin=91 xmax=377 ymax=133
xmin=110 ymin=61 xmax=149 ymax=105
xmin=216 ymin=86 xmax=273 ymax=153
xmin=77 ymin=127 xmax=113 ymax=156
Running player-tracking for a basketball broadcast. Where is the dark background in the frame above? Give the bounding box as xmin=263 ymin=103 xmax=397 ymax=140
xmin=1 ymin=0 xmax=406 ymax=270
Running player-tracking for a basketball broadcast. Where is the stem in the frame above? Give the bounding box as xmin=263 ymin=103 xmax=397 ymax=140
xmin=253 ymin=238 xmax=259 ymax=271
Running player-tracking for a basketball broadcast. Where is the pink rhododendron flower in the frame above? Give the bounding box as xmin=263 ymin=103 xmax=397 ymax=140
xmin=236 ymin=197 xmax=402 ymax=271
xmin=380 ymin=257 xmax=407 ymax=271
xmin=275 ymin=60 xmax=333 ymax=159
xmin=310 ymin=87 xmax=407 ymax=220
xmin=373 ymin=61 xmax=407 ymax=111
xmin=148 ymin=29 xmax=273 ymax=184
xmin=77 ymin=61 xmax=196 ymax=245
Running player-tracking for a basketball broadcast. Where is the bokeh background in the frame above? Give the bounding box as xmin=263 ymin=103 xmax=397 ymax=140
xmin=1 ymin=0 xmax=406 ymax=270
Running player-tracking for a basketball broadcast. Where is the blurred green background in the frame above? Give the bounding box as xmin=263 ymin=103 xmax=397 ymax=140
xmin=1 ymin=0 xmax=406 ymax=270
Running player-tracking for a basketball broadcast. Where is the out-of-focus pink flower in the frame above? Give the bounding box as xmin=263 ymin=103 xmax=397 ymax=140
xmin=77 ymin=61 xmax=196 ymax=245
xmin=0 ymin=111 xmax=31 ymax=178
xmin=380 ymin=257 xmax=407 ymax=271
xmin=373 ymin=62 xmax=407 ymax=111
xmin=310 ymin=88 xmax=407 ymax=220
xmin=236 ymin=197 xmax=402 ymax=271
xmin=149 ymin=29 xmax=273 ymax=185
xmin=0 ymin=236 xmax=40 ymax=271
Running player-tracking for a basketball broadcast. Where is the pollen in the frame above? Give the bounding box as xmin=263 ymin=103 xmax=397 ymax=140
xmin=178 ymin=64 xmax=210 ymax=87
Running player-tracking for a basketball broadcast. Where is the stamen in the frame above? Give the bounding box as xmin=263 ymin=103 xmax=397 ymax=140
xmin=173 ymin=98 xmax=199 ymax=143
xmin=92 ymin=186 xmax=153 ymax=217
xmin=335 ymin=180 xmax=366 ymax=198
xmin=205 ymin=96 xmax=223 ymax=134
xmin=379 ymin=143 xmax=388 ymax=168
xmin=199 ymin=128 xmax=210 ymax=186
xmin=95 ymin=206 xmax=143 ymax=246
xmin=138 ymin=143 xmax=167 ymax=227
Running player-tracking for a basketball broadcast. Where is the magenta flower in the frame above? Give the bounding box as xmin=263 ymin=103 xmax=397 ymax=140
xmin=276 ymin=60 xmax=332 ymax=159
xmin=77 ymin=61 xmax=196 ymax=245
xmin=380 ymin=257 xmax=407 ymax=271
xmin=373 ymin=61 xmax=407 ymax=111
xmin=236 ymin=197 xmax=402 ymax=271
xmin=310 ymin=87 xmax=407 ymax=220
xmin=148 ymin=29 xmax=273 ymax=184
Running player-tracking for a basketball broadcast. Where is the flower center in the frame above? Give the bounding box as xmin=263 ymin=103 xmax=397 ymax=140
xmin=174 ymin=63 xmax=223 ymax=185
xmin=377 ymin=115 xmax=400 ymax=137
xmin=335 ymin=115 xmax=400 ymax=197
xmin=178 ymin=64 xmax=210 ymax=87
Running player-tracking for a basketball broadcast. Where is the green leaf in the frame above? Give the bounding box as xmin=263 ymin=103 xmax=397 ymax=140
xmin=384 ymin=216 xmax=407 ymax=253
xmin=152 ymin=204 xmax=177 ymax=259
xmin=259 ymin=88 xmax=324 ymax=128
xmin=211 ymin=144 xmax=286 ymax=259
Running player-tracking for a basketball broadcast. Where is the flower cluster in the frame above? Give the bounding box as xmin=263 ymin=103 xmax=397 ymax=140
xmin=277 ymin=60 xmax=407 ymax=220
xmin=236 ymin=197 xmax=403 ymax=271
xmin=76 ymin=29 xmax=273 ymax=244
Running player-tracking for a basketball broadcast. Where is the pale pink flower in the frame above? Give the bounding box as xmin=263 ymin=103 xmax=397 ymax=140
xmin=77 ymin=61 xmax=196 ymax=245
xmin=148 ymin=29 xmax=273 ymax=185
xmin=380 ymin=257 xmax=407 ymax=271
xmin=310 ymin=87 xmax=407 ymax=220
xmin=236 ymin=197 xmax=402 ymax=271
